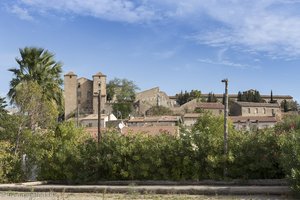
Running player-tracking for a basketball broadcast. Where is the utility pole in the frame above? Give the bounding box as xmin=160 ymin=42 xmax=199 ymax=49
xmin=221 ymin=78 xmax=229 ymax=177
xmin=97 ymin=82 xmax=101 ymax=144
xmin=77 ymin=83 xmax=80 ymax=127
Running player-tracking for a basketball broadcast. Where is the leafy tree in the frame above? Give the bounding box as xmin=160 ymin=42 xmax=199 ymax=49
xmin=107 ymin=78 xmax=139 ymax=119
xmin=280 ymin=130 xmax=300 ymax=192
xmin=281 ymin=100 xmax=299 ymax=112
xmin=175 ymin=89 xmax=202 ymax=106
xmin=190 ymin=90 xmax=202 ymax=100
xmin=237 ymin=89 xmax=264 ymax=102
xmin=106 ymin=78 xmax=139 ymax=103
xmin=207 ymin=92 xmax=217 ymax=102
xmin=282 ymin=100 xmax=289 ymax=112
xmin=112 ymin=102 xmax=134 ymax=119
xmin=7 ymin=47 xmax=63 ymax=128
xmin=175 ymin=90 xmax=188 ymax=106
xmin=146 ymin=105 xmax=173 ymax=116
xmin=14 ymin=81 xmax=59 ymax=130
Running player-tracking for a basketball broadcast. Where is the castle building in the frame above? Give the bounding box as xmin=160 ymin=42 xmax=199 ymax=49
xmin=64 ymin=72 xmax=107 ymax=119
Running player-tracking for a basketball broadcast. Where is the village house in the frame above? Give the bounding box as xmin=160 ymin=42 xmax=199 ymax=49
xmin=127 ymin=115 xmax=182 ymax=127
xmin=182 ymin=102 xmax=224 ymax=127
xmin=79 ymin=113 xmax=117 ymax=128
xmin=169 ymin=93 xmax=293 ymax=104
xmin=125 ymin=115 xmax=182 ymax=136
xmin=183 ymin=113 xmax=201 ymax=127
xmin=230 ymin=102 xmax=281 ymax=117
xmin=230 ymin=116 xmax=278 ymax=131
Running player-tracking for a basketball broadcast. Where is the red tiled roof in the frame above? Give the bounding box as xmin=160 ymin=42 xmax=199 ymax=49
xmin=235 ymin=102 xmax=280 ymax=108
xmin=229 ymin=116 xmax=278 ymax=123
xmin=183 ymin=113 xmax=201 ymax=118
xmin=196 ymin=102 xmax=224 ymax=109
xmin=128 ymin=116 xmax=181 ymax=123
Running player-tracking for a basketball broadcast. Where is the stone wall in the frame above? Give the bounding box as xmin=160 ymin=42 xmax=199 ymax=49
xmin=135 ymin=87 xmax=176 ymax=115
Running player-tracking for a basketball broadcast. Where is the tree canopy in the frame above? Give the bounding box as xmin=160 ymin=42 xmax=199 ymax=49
xmin=207 ymin=92 xmax=218 ymax=102
xmin=8 ymin=47 xmax=63 ymax=107
xmin=7 ymin=47 xmax=63 ymax=129
xmin=237 ymin=90 xmax=264 ymax=102
xmin=107 ymin=78 xmax=139 ymax=119
xmin=146 ymin=105 xmax=173 ymax=116
xmin=106 ymin=78 xmax=139 ymax=103
xmin=175 ymin=90 xmax=202 ymax=106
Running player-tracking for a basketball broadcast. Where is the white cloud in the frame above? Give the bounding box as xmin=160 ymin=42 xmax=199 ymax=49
xmin=185 ymin=0 xmax=300 ymax=58
xmin=197 ymin=58 xmax=257 ymax=69
xmin=16 ymin=0 xmax=158 ymax=23
xmin=8 ymin=0 xmax=300 ymax=58
xmin=10 ymin=5 xmax=33 ymax=21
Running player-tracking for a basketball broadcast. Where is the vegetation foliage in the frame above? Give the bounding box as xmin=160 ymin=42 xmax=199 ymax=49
xmin=237 ymin=90 xmax=264 ymax=102
xmin=1 ymin=112 xmax=294 ymax=183
xmin=175 ymin=90 xmax=202 ymax=106
xmin=106 ymin=78 xmax=139 ymax=119
xmin=146 ymin=106 xmax=173 ymax=116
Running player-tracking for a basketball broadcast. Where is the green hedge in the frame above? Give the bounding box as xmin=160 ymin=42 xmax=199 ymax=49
xmin=2 ymin=114 xmax=300 ymax=191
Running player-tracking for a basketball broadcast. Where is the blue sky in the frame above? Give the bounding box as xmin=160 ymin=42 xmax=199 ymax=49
xmin=0 ymin=0 xmax=300 ymax=101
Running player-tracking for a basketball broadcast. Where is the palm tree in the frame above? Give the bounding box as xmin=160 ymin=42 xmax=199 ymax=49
xmin=8 ymin=47 xmax=63 ymax=108
xmin=0 ymin=96 xmax=7 ymax=116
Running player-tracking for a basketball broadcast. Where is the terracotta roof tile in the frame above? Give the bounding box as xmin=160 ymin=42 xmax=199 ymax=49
xmin=235 ymin=102 xmax=280 ymax=108
xmin=196 ymin=102 xmax=224 ymax=109
xmin=128 ymin=116 xmax=181 ymax=123
xmin=229 ymin=116 xmax=278 ymax=123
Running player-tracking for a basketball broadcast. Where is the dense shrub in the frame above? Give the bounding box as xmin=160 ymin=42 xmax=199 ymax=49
xmin=279 ymin=115 xmax=300 ymax=193
xmin=229 ymin=129 xmax=284 ymax=179
xmin=280 ymin=130 xmax=300 ymax=191
xmin=2 ymin=114 xmax=300 ymax=186
xmin=0 ymin=141 xmax=19 ymax=183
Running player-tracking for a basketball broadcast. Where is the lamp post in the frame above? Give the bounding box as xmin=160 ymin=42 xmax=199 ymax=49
xmin=221 ymin=78 xmax=229 ymax=177
xmin=97 ymin=82 xmax=101 ymax=144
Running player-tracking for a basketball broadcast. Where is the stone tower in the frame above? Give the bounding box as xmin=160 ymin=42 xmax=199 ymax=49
xmin=92 ymin=72 xmax=107 ymax=114
xmin=64 ymin=72 xmax=78 ymax=119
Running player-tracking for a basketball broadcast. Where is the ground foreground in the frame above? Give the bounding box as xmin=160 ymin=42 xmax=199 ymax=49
xmin=0 ymin=181 xmax=294 ymax=199
xmin=0 ymin=192 xmax=294 ymax=200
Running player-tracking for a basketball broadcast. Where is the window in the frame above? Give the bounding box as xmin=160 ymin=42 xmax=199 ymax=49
xmin=255 ymin=108 xmax=258 ymax=114
xmin=248 ymin=108 xmax=251 ymax=113
xmin=263 ymin=108 xmax=266 ymax=114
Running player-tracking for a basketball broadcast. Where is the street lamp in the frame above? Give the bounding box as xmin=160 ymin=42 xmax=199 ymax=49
xmin=221 ymin=78 xmax=229 ymax=177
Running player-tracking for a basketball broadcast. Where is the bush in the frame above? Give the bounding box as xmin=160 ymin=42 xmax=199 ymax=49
xmin=1 ymin=112 xmax=295 ymax=183
xmin=0 ymin=141 xmax=21 ymax=183
xmin=229 ymin=129 xmax=284 ymax=179
xmin=280 ymin=130 xmax=300 ymax=192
